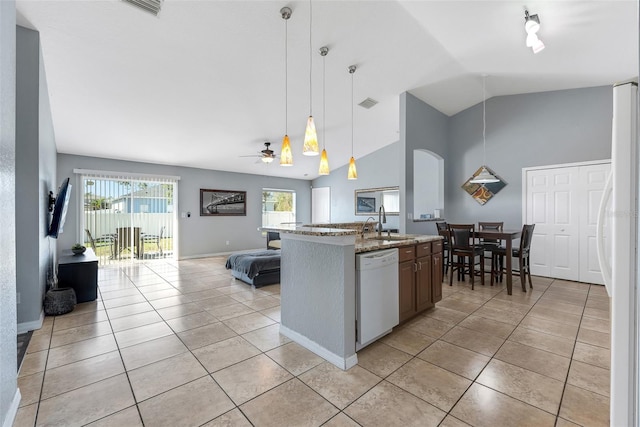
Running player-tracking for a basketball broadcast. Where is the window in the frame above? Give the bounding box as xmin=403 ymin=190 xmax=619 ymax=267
xmin=77 ymin=170 xmax=179 ymax=264
xmin=262 ymin=189 xmax=296 ymax=227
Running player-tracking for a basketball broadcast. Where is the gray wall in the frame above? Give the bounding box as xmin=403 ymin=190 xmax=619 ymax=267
xmin=311 ymin=141 xmax=401 ymax=230
xmin=446 ymin=86 xmax=612 ymax=229
xmin=401 ymin=92 xmax=449 ymax=235
xmin=319 ymin=87 xmax=612 ymax=236
xmin=16 ymin=26 xmax=57 ymax=330
xmin=57 ymin=154 xmax=312 ymax=258
xmin=0 ymin=1 xmax=18 ymax=425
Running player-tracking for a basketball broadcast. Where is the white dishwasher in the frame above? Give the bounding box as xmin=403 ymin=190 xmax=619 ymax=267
xmin=356 ymin=248 xmax=399 ymax=351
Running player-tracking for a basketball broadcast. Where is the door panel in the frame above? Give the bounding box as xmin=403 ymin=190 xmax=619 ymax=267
xmin=525 ymin=162 xmax=611 ymax=283
xmin=398 ymin=261 xmax=415 ymax=323
xmin=527 ymin=167 xmax=579 ymax=280
xmin=578 ymin=163 xmax=611 ymax=284
xmin=416 ymin=255 xmax=433 ymax=312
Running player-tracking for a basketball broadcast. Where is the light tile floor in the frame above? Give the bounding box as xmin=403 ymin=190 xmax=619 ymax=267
xmin=14 ymin=257 xmax=610 ymax=426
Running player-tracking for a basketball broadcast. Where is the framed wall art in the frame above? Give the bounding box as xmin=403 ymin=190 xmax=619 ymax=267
xmin=461 ymin=166 xmax=507 ymax=205
xmin=200 ymin=189 xmax=246 ymax=216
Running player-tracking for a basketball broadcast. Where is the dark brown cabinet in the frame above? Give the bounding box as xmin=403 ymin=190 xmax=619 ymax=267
xmin=398 ymin=240 xmax=443 ymax=323
xmin=57 ymin=248 xmax=98 ymax=303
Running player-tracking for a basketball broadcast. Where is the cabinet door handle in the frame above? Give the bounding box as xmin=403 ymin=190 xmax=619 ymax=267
xmin=418 ymin=261 xmax=422 ymax=270
xmin=414 ymin=263 xmax=418 ymax=272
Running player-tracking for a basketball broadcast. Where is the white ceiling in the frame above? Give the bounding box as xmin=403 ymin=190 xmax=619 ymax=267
xmin=16 ymin=0 xmax=638 ymax=180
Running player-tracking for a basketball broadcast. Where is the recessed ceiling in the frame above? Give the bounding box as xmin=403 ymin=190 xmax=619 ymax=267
xmin=15 ymin=0 xmax=638 ymax=180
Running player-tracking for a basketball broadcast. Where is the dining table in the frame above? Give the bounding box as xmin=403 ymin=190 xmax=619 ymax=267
xmin=475 ymin=228 xmax=523 ymax=295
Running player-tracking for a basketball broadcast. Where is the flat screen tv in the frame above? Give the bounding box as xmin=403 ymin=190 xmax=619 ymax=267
xmin=48 ymin=177 xmax=72 ymax=238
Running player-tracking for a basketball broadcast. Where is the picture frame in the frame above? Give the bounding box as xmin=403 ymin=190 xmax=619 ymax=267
xmin=356 ymin=196 xmax=376 ymax=214
xmin=200 ymin=189 xmax=246 ymax=216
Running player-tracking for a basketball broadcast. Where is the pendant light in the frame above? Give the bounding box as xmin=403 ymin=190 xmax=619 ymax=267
xmin=303 ymin=0 xmax=319 ymax=156
xmin=279 ymin=7 xmax=293 ymax=166
xmin=318 ymin=46 xmax=330 ymax=175
xmin=347 ymin=65 xmax=357 ymax=180
xmin=470 ymin=75 xmax=499 ymax=184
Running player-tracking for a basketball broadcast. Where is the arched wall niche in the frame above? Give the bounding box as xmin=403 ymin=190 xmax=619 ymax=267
xmin=413 ymin=149 xmax=444 ymax=219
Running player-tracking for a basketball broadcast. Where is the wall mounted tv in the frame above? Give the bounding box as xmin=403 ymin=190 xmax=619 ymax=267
xmin=48 ymin=177 xmax=72 ymax=238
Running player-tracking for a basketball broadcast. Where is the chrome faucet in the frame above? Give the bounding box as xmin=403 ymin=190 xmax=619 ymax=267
xmin=362 ymin=217 xmax=376 ymax=238
xmin=378 ymin=205 xmax=386 ymax=237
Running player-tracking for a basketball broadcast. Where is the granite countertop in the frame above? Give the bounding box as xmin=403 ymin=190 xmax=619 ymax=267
xmin=261 ymin=226 xmax=442 ymax=253
xmin=261 ymin=225 xmax=358 ymax=237
xmin=355 ymin=233 xmax=442 ymax=253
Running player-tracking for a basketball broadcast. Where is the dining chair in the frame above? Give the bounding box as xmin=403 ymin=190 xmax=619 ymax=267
xmin=142 ymin=226 xmax=165 ymax=257
xmin=448 ymin=224 xmax=485 ymax=290
xmin=491 ymin=224 xmax=536 ymax=291
xmin=478 ymin=221 xmax=504 ymax=284
xmin=85 ymin=228 xmax=116 ymax=258
xmin=84 ymin=229 xmax=97 ymax=253
xmin=435 ymin=222 xmax=450 ymax=275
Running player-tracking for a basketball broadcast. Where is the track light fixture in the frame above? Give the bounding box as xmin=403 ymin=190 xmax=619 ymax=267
xmin=524 ymin=10 xmax=545 ymax=54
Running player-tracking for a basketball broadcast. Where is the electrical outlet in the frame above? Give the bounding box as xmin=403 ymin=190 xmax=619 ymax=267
xmin=181 ymin=212 xmax=186 ymax=218
xmin=225 ymin=240 xmax=230 ymax=245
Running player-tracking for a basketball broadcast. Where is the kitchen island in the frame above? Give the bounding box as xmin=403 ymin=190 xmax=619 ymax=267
xmin=263 ymin=224 xmax=442 ymax=370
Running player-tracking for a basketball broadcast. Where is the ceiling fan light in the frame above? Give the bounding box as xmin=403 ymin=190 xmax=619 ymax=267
xmin=262 ymin=156 xmax=274 ymax=164
xmin=347 ymin=156 xmax=358 ymax=180
xmin=526 ymin=32 xmax=538 ymax=47
xmin=279 ymin=135 xmax=293 ymax=166
xmin=470 ymin=166 xmax=500 ymax=184
xmin=303 ymin=116 xmax=319 ymax=155
xmin=318 ymin=149 xmax=330 ymax=175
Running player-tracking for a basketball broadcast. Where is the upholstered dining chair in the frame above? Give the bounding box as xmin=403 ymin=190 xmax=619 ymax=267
xmin=435 ymin=222 xmax=450 ymax=275
xmin=491 ymin=224 xmax=536 ymax=291
xmin=478 ymin=221 xmax=504 ymax=284
xmin=448 ymin=224 xmax=485 ymax=290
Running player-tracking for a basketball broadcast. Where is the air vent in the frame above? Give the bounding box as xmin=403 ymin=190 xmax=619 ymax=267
xmin=358 ymin=97 xmax=378 ymax=109
xmin=122 ymin=0 xmax=163 ymax=16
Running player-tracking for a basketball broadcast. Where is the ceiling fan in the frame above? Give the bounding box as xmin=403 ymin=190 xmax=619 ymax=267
xmin=240 ymin=142 xmax=277 ymax=164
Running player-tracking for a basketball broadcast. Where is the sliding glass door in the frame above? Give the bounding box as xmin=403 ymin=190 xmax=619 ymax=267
xmin=79 ymin=172 xmax=178 ymax=264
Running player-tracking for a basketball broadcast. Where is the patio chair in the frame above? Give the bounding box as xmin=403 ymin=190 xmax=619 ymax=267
xmin=142 ymin=226 xmax=165 ymax=256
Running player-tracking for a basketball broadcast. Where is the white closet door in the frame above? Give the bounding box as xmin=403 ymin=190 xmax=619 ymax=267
xmin=578 ymin=163 xmax=611 ymax=285
xmin=311 ymin=187 xmax=330 ymax=224
xmin=525 ymin=161 xmax=611 ymax=284
xmin=526 ymin=167 xmax=580 ymax=280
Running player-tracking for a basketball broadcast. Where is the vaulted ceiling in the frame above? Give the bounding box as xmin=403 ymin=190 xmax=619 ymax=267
xmin=16 ymin=1 xmax=638 ymax=180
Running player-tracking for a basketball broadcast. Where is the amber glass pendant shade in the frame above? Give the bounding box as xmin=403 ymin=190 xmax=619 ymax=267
xmin=279 ymin=135 xmax=293 ymax=166
xmin=318 ymin=149 xmax=330 ymax=175
xmin=347 ymin=156 xmax=357 ymax=180
xmin=303 ymin=116 xmax=319 ymax=155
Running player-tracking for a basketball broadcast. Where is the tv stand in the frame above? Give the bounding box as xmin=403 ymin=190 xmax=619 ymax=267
xmin=57 ymin=248 xmax=98 ymax=303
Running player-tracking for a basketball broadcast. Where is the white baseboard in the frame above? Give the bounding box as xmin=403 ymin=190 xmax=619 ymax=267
xmin=17 ymin=309 xmax=43 ymax=334
xmin=2 ymin=389 xmax=21 ymax=427
xmin=280 ymin=325 xmax=358 ymax=370
xmin=179 ymin=248 xmax=264 ymax=260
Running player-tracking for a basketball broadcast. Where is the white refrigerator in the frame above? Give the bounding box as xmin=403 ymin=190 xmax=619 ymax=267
xmin=597 ymin=82 xmax=638 ymax=426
